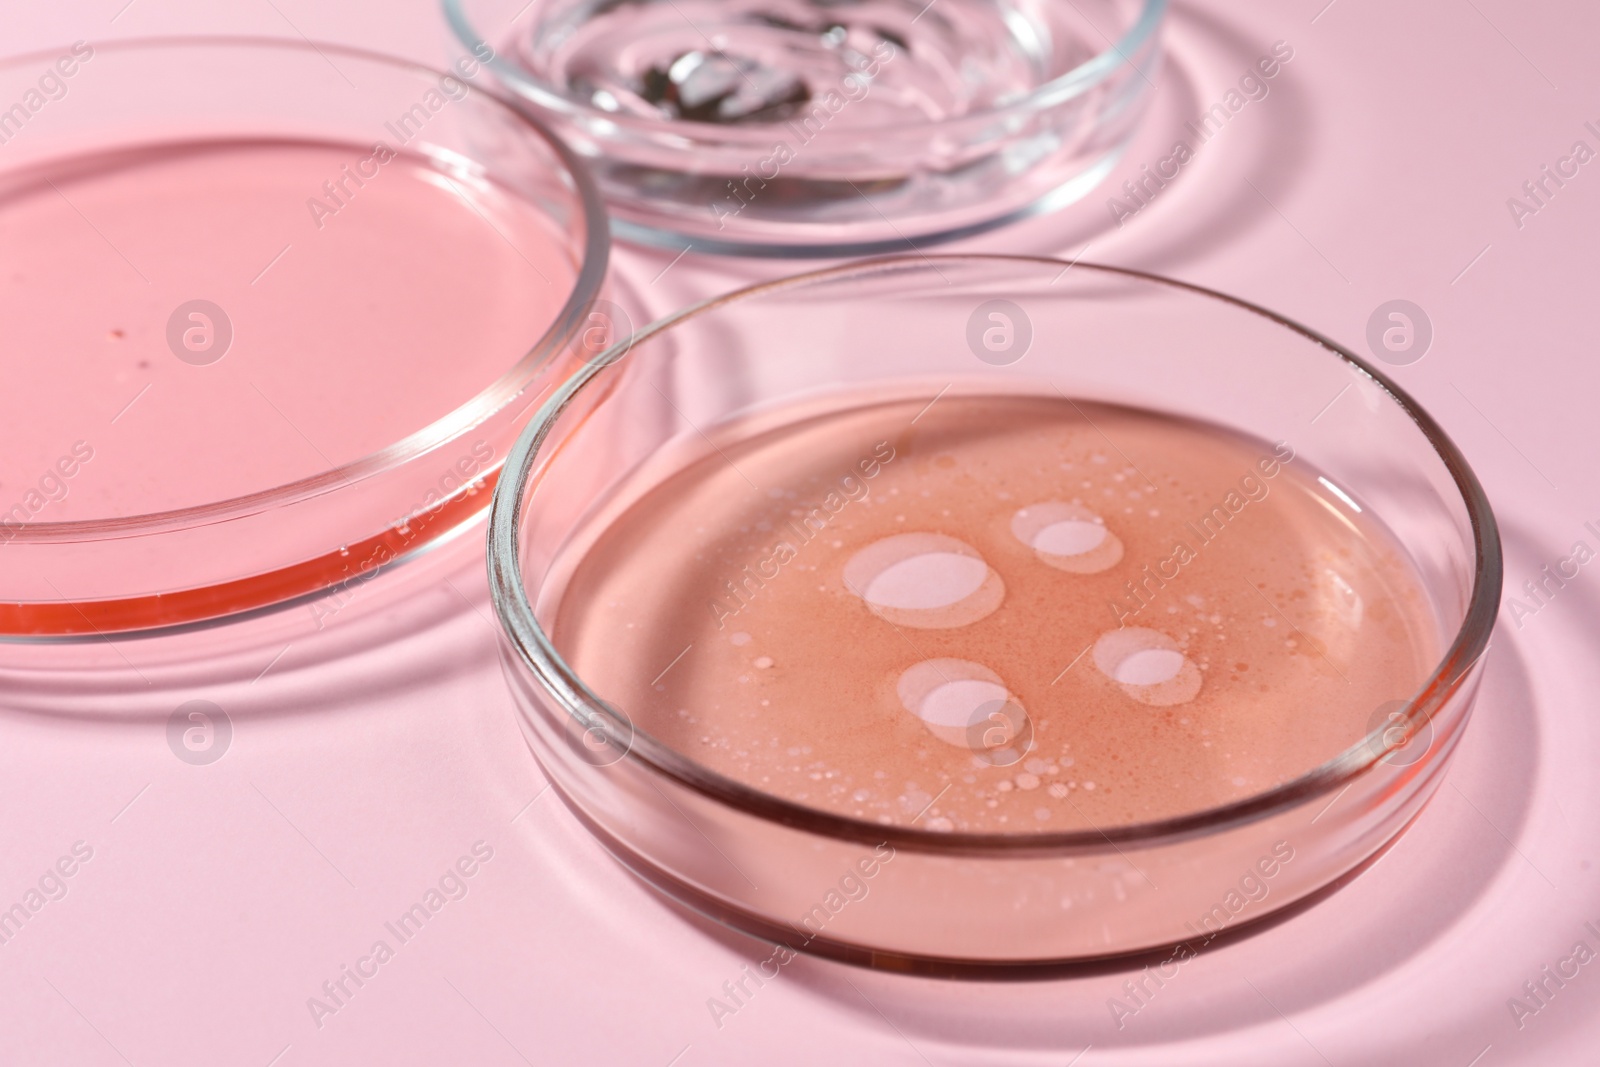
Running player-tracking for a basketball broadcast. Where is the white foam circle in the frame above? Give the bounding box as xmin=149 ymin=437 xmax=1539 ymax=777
xmin=864 ymin=552 xmax=988 ymax=610
xmin=1093 ymin=627 xmax=1202 ymax=706
xmin=1011 ymin=503 xmax=1124 ymax=574
xmin=844 ymin=533 xmax=1004 ymax=629
xmin=1034 ymin=520 xmax=1107 ymax=556
xmin=1112 ymin=648 xmax=1186 ymax=685
xmin=896 ymin=659 xmax=1028 ymax=752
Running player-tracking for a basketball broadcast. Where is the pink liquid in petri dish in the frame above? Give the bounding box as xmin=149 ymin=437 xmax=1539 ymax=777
xmin=0 ymin=136 xmax=581 ymax=628
xmin=553 ymin=394 xmax=1440 ymax=831
xmin=0 ymin=139 xmax=574 ymax=521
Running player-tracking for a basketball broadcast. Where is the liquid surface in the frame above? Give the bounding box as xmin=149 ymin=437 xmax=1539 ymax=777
xmin=553 ymin=395 xmax=1439 ymax=832
xmin=0 ymin=139 xmax=574 ymax=522
xmin=521 ymin=0 xmax=1130 ymax=126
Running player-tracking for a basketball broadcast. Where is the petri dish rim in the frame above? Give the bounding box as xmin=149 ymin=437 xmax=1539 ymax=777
xmin=442 ymin=0 xmax=1168 ymax=141
xmin=0 ymin=35 xmax=611 ymax=544
xmin=487 ymin=253 xmax=1502 ymax=856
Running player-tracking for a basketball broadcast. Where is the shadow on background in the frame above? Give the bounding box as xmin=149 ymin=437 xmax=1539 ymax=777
xmin=974 ymin=0 xmax=1319 ymax=274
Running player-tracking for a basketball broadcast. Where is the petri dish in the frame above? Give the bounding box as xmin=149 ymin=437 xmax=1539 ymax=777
xmin=0 ymin=37 xmax=609 ymax=638
xmin=445 ymin=0 xmax=1166 ymax=256
xmin=488 ymin=255 xmax=1501 ymax=970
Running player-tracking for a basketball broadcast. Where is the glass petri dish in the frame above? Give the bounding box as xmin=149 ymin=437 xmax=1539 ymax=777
xmin=444 ymin=0 xmax=1166 ymax=256
xmin=0 ymin=37 xmax=609 ymax=638
xmin=488 ymin=255 xmax=1501 ymax=970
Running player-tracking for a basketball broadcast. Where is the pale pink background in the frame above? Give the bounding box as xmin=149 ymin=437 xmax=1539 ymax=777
xmin=3 ymin=1 xmax=1598 ymax=1064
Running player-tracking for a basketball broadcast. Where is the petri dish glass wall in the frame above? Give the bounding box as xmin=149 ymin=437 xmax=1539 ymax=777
xmin=489 ymin=255 xmax=1500 ymax=970
xmin=446 ymin=0 xmax=1167 ymax=255
xmin=0 ymin=38 xmax=609 ymax=716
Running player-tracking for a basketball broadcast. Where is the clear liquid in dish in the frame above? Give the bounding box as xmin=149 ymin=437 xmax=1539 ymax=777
xmin=519 ymin=0 xmax=1120 ymax=126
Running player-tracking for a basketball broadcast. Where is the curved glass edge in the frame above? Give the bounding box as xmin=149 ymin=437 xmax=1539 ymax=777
xmin=445 ymin=0 xmax=1169 ymax=137
xmin=1 ymin=36 xmax=612 ymax=543
xmin=607 ymin=148 xmax=1127 ymax=258
xmin=487 ymin=253 xmax=1503 ymax=856
xmin=549 ymin=768 xmax=1419 ymax=974
xmin=2 ymin=475 xmax=493 ymax=643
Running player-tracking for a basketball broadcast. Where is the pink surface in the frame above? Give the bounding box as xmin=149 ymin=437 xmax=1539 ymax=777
xmin=2 ymin=1 xmax=1596 ymax=1064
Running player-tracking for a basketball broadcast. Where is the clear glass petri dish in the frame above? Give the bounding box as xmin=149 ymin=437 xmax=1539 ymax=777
xmin=0 ymin=37 xmax=609 ymax=638
xmin=488 ymin=255 xmax=1501 ymax=971
xmin=444 ymin=0 xmax=1166 ymax=256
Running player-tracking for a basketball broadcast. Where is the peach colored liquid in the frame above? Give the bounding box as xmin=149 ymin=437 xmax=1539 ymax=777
xmin=553 ymin=395 xmax=1439 ymax=831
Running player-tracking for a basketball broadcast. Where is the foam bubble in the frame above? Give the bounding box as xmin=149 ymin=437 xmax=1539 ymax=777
xmin=844 ymin=533 xmax=1004 ymax=628
xmin=895 ymin=659 xmax=1028 ymax=756
xmin=919 ymin=678 xmax=1011 ymax=728
xmin=1033 ymin=520 xmax=1107 ymax=556
xmin=1112 ymin=648 xmax=1186 ymax=685
xmin=1011 ymin=503 xmax=1124 ymax=573
xmin=864 ymin=552 xmax=989 ymax=610
xmin=1093 ymin=627 xmax=1202 ymax=706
